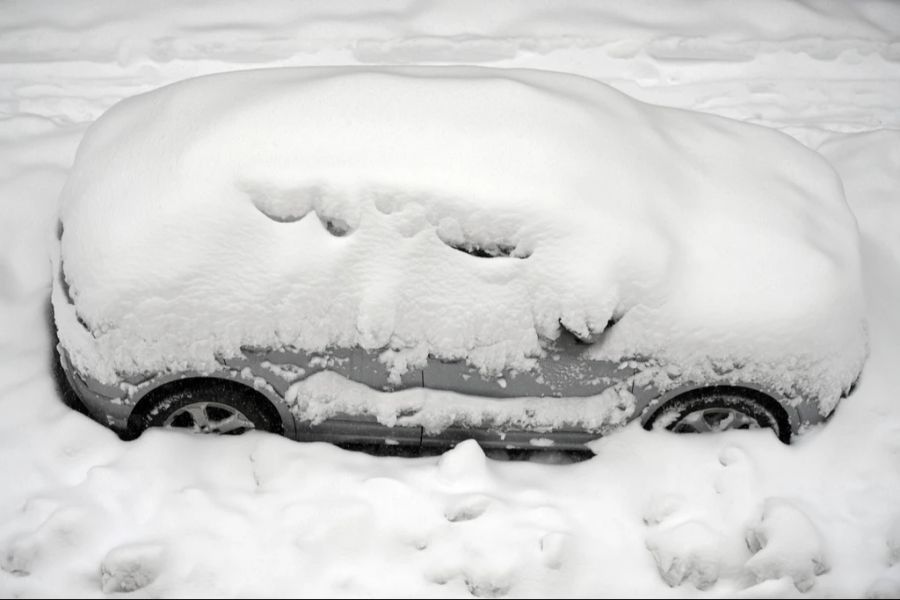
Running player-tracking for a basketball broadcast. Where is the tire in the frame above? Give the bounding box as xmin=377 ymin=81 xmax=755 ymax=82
xmin=134 ymin=379 xmax=281 ymax=436
xmin=644 ymin=386 xmax=790 ymax=444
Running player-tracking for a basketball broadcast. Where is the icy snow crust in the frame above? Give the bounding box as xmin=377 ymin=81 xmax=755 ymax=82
xmin=58 ymin=66 xmax=867 ymax=408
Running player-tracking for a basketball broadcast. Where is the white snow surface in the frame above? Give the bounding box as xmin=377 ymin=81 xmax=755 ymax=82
xmin=58 ymin=66 xmax=866 ymax=406
xmin=2 ymin=1 xmax=900 ymax=598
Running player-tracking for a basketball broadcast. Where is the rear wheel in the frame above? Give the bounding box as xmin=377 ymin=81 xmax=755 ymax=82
xmin=645 ymin=387 xmax=790 ymax=443
xmin=132 ymin=379 xmax=281 ymax=437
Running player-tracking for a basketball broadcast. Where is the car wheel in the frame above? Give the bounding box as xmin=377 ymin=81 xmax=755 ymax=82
xmin=645 ymin=387 xmax=790 ymax=443
xmin=137 ymin=379 xmax=280 ymax=436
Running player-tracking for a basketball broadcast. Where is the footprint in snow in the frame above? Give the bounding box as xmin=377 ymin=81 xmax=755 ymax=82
xmin=465 ymin=575 xmax=511 ymax=598
xmin=641 ymin=493 xmax=724 ymax=590
xmin=1 ymin=505 xmax=93 ymax=577
xmin=645 ymin=520 xmax=723 ymax=590
xmin=866 ymin=566 xmax=900 ymax=599
xmin=642 ymin=493 xmax=685 ymax=527
xmin=99 ymin=542 xmax=167 ymax=593
xmin=713 ymin=445 xmax=756 ymax=501
xmin=863 ymin=518 xmax=900 ymax=599
xmin=539 ymin=532 xmax=568 ymax=570
xmin=887 ymin=515 xmax=900 ymax=566
xmin=426 ymin=565 xmax=511 ymax=599
xmin=1 ymin=535 xmax=38 ymax=576
xmin=743 ymin=497 xmax=829 ymax=592
xmin=444 ymin=494 xmax=492 ymax=522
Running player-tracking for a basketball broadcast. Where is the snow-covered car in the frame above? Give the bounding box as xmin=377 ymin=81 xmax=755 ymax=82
xmin=52 ymin=66 xmax=867 ymax=449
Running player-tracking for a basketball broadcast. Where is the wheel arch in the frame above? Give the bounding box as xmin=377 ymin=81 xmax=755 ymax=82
xmin=640 ymin=383 xmax=797 ymax=444
xmin=124 ymin=373 xmax=294 ymax=439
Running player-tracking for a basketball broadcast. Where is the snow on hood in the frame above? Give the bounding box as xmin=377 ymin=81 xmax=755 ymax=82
xmin=56 ymin=66 xmax=867 ymax=405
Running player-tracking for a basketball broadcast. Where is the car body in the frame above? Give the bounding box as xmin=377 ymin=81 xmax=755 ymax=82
xmin=53 ymin=66 xmax=867 ymax=449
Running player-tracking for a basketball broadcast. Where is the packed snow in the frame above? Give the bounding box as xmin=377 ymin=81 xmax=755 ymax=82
xmin=2 ymin=1 xmax=900 ymax=597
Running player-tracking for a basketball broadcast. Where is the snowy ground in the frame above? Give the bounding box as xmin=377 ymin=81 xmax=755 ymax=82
xmin=1 ymin=1 xmax=899 ymax=597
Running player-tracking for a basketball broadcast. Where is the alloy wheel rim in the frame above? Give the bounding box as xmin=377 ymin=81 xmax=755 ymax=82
xmin=163 ymin=401 xmax=256 ymax=434
xmin=671 ymin=406 xmax=762 ymax=434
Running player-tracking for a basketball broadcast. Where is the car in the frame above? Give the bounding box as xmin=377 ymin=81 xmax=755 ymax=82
xmin=52 ymin=66 xmax=867 ymax=450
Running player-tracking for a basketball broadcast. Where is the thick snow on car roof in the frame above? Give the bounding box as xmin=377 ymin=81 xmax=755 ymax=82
xmin=56 ymin=66 xmax=866 ymax=408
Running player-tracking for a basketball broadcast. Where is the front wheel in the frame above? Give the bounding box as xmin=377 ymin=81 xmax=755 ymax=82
xmin=134 ymin=379 xmax=281 ymax=436
xmin=644 ymin=387 xmax=790 ymax=444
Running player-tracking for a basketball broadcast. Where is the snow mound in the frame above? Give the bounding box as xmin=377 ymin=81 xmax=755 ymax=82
xmin=438 ymin=439 xmax=490 ymax=487
xmin=744 ymin=498 xmax=829 ymax=592
xmin=56 ymin=66 xmax=866 ymax=407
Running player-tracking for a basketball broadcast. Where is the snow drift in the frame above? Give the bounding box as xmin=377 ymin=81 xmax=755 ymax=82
xmin=55 ymin=66 xmax=867 ymax=410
